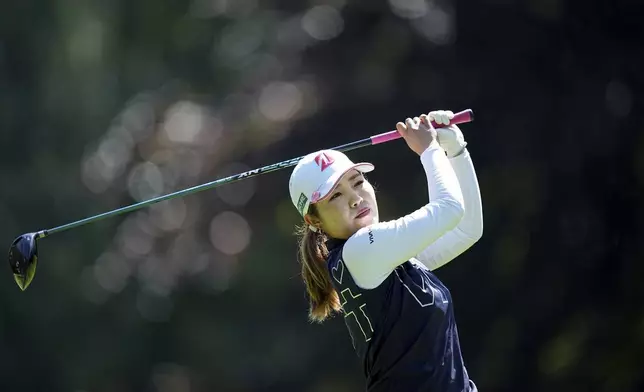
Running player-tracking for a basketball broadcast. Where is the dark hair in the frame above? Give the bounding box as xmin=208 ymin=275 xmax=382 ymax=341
xmin=295 ymin=204 xmax=342 ymax=323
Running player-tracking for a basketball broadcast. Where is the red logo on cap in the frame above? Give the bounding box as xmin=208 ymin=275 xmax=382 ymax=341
xmin=314 ymin=152 xmax=334 ymax=171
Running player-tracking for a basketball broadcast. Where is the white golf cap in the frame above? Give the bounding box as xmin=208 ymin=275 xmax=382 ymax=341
xmin=289 ymin=149 xmax=374 ymax=217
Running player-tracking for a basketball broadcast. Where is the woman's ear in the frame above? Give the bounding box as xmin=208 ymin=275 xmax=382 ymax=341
xmin=304 ymin=214 xmax=322 ymax=231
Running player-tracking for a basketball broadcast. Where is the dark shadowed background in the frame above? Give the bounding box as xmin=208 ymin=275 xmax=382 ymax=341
xmin=1 ymin=0 xmax=643 ymax=391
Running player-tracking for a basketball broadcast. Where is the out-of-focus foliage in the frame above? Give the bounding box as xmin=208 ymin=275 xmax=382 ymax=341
xmin=1 ymin=0 xmax=643 ymax=391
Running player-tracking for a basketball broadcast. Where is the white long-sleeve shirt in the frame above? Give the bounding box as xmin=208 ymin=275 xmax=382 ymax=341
xmin=415 ymin=148 xmax=483 ymax=270
xmin=341 ymin=142 xmax=467 ymax=289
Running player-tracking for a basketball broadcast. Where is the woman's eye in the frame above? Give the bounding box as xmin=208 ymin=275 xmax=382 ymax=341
xmin=330 ymin=192 xmax=341 ymax=200
xmin=355 ymin=180 xmax=364 ymax=187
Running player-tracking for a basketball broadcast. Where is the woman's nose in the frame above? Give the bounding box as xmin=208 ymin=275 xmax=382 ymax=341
xmin=350 ymin=194 xmax=363 ymax=207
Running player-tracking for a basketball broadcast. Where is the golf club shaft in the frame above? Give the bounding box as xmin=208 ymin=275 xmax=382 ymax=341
xmin=38 ymin=109 xmax=474 ymax=239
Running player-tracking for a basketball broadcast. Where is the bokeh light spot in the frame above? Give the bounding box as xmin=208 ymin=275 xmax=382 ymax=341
xmin=163 ymin=101 xmax=205 ymax=144
xmin=127 ymin=162 xmax=165 ymax=201
xmin=209 ymin=211 xmax=252 ymax=255
xmin=258 ymin=82 xmax=303 ymax=122
xmin=301 ymin=6 xmax=344 ymax=41
xmin=389 ymin=0 xmax=428 ymax=19
xmin=215 ymin=162 xmax=257 ymax=207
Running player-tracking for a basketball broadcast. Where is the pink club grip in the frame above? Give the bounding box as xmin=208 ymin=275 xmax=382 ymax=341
xmin=370 ymin=109 xmax=474 ymax=145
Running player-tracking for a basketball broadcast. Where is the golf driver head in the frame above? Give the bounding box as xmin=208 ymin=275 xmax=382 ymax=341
xmin=8 ymin=233 xmax=38 ymax=291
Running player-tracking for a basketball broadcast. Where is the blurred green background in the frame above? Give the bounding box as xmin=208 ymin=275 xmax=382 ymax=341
xmin=2 ymin=0 xmax=643 ymax=391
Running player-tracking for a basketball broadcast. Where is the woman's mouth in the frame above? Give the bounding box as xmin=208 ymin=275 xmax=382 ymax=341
xmin=355 ymin=208 xmax=371 ymax=219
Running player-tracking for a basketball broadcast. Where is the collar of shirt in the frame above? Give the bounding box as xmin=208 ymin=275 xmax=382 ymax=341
xmin=325 ymin=237 xmax=346 ymax=251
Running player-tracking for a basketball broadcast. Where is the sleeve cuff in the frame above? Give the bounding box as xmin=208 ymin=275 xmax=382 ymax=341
xmin=419 ymin=140 xmax=443 ymax=162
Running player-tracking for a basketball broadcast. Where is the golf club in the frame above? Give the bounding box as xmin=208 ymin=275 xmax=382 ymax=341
xmin=8 ymin=109 xmax=474 ymax=291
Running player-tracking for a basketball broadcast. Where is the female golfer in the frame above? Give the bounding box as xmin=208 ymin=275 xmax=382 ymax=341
xmin=289 ymin=110 xmax=483 ymax=391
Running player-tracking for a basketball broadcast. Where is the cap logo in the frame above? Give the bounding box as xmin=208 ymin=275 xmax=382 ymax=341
xmin=297 ymin=193 xmax=308 ymax=215
xmin=314 ymin=152 xmax=334 ymax=172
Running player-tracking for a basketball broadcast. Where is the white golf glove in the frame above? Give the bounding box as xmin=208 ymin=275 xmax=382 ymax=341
xmin=430 ymin=110 xmax=467 ymax=158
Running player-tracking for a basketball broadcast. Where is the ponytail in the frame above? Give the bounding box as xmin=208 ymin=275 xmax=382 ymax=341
xmin=295 ymin=205 xmax=342 ymax=323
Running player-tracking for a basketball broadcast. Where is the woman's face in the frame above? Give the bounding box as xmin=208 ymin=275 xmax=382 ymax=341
xmin=307 ymin=169 xmax=379 ymax=239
